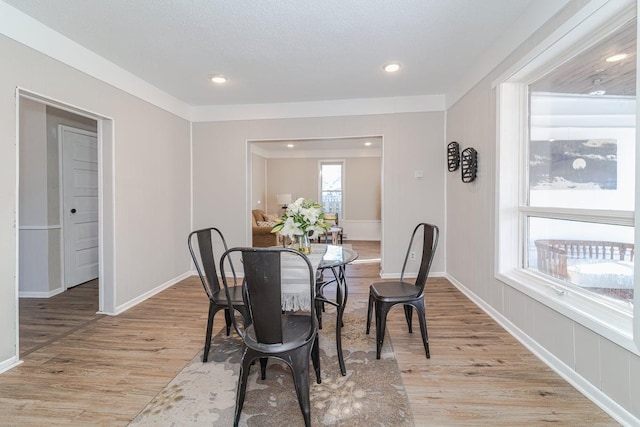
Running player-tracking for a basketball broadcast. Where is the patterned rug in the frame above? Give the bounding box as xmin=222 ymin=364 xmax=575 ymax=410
xmin=129 ymin=297 xmax=413 ymax=426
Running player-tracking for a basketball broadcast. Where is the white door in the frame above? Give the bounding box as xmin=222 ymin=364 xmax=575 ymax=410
xmin=61 ymin=126 xmax=99 ymax=289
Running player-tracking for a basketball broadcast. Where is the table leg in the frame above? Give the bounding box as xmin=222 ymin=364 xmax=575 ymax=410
xmin=335 ymin=265 xmax=348 ymax=376
xmin=315 ymin=264 xmax=350 ymax=376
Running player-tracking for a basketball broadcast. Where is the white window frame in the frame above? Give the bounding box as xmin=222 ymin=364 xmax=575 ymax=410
xmin=318 ymin=159 xmax=345 ymax=219
xmin=495 ymin=0 xmax=640 ymax=354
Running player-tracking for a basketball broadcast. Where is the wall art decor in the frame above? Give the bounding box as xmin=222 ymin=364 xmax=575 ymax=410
xmin=447 ymin=141 xmax=460 ymax=172
xmin=461 ymin=147 xmax=478 ymax=183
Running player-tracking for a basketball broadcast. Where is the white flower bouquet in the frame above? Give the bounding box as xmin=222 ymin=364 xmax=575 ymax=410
xmin=271 ymin=197 xmax=330 ymax=241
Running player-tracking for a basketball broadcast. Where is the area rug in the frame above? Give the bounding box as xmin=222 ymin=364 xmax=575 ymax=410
xmin=129 ymin=297 xmax=413 ymax=426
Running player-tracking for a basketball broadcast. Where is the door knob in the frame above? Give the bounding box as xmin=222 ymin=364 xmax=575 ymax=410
xmin=70 ymin=209 xmax=77 ymax=214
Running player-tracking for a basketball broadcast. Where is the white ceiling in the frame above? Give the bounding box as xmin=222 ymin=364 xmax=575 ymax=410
xmin=2 ymin=0 xmax=567 ymax=107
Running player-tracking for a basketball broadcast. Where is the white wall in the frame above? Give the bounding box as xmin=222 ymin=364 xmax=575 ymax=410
xmin=18 ymin=99 xmax=50 ymax=295
xmin=192 ymin=112 xmax=445 ymax=277
xmin=0 ymin=33 xmax=192 ymax=369
xmin=263 ymin=156 xmax=382 ymax=240
xmin=267 ymin=157 xmax=318 ymax=212
xmin=264 ymin=156 xmax=382 ymax=220
xmin=445 ymin=2 xmax=640 ymax=423
xmin=345 ymin=157 xmax=381 ymax=219
xmin=251 ymin=153 xmax=267 ymax=210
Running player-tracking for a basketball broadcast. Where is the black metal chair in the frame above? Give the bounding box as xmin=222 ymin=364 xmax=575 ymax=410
xmin=366 ymin=223 xmax=439 ymax=359
xmin=220 ymin=247 xmax=321 ymax=427
xmin=188 ymin=227 xmax=250 ymax=362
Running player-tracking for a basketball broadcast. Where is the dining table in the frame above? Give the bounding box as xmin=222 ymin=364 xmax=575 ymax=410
xmin=279 ymin=243 xmax=358 ymax=376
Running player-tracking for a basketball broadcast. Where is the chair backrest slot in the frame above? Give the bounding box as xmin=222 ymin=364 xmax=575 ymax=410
xmin=197 ymin=230 xmax=220 ymax=294
xmin=242 ymin=250 xmax=284 ymax=344
xmin=188 ymin=227 xmax=231 ymax=298
xmin=400 ymin=223 xmax=439 ymax=297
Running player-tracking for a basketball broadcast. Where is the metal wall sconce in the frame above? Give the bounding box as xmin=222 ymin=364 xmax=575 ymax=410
xmin=447 ymin=141 xmax=460 ymax=172
xmin=461 ymin=147 xmax=478 ymax=183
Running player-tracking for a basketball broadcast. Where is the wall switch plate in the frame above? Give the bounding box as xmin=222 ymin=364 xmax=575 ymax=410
xmin=414 ymin=170 xmax=423 ymax=179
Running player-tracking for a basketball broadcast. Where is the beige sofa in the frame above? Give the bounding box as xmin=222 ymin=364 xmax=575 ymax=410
xmin=251 ymin=210 xmax=279 ymax=247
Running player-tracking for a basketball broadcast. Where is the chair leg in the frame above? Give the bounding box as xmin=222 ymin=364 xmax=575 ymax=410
xmin=203 ymin=301 xmax=216 ymax=362
xmin=315 ymin=298 xmax=323 ymax=330
xmin=224 ymin=308 xmax=232 ymax=336
xmin=414 ymin=300 xmax=430 ymax=359
xmin=288 ymin=346 xmax=313 ymax=427
xmin=234 ymin=349 xmax=252 ymax=427
xmin=311 ymin=334 xmax=321 ymax=384
xmin=374 ymin=302 xmax=391 ymax=360
xmin=404 ymin=305 xmax=413 ymax=333
xmin=259 ymin=357 xmax=268 ymax=380
xmin=336 ymin=291 xmax=346 ymax=376
xmin=366 ymin=292 xmax=374 ymax=334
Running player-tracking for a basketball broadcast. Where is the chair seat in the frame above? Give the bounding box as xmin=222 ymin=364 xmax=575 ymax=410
xmin=211 ymin=285 xmax=244 ymax=304
xmin=244 ymin=314 xmax=315 ymax=353
xmin=370 ymin=281 xmax=421 ymax=302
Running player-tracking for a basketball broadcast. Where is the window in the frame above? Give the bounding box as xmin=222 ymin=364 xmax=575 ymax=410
xmin=319 ymin=161 xmax=344 ymax=218
xmin=497 ymin=5 xmax=638 ymax=351
xmin=526 ymin=20 xmax=636 ymax=307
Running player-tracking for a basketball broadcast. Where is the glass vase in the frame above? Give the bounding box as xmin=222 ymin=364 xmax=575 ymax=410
xmin=296 ymin=233 xmax=312 ymax=255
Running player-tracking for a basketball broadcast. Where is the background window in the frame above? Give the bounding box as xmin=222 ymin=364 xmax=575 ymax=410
xmin=320 ymin=161 xmax=343 ymax=218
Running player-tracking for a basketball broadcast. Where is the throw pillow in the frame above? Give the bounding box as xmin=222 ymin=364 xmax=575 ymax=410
xmin=257 ymin=221 xmax=277 ymax=227
xmin=266 ymin=213 xmax=280 ymax=222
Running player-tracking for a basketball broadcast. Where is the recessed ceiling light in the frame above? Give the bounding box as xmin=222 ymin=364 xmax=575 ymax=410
xmin=605 ymin=53 xmax=628 ymax=62
xmin=211 ymin=75 xmax=227 ymax=84
xmin=364 ymin=141 xmax=372 ymax=146
xmin=287 ymin=144 xmax=295 ymax=148
xmin=383 ymin=63 xmax=401 ymax=73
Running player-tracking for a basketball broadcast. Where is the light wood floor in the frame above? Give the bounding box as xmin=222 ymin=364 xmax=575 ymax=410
xmin=3 ymin=241 xmax=616 ymax=426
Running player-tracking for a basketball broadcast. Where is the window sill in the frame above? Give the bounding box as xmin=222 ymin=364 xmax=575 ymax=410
xmin=496 ymin=268 xmax=639 ymax=356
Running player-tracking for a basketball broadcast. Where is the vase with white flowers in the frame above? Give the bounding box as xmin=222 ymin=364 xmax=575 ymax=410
xmin=271 ymin=197 xmax=330 ymax=254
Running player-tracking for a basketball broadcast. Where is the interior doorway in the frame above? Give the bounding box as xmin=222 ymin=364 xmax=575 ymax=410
xmin=18 ymin=99 xmax=99 ymax=296
xmin=16 ymin=90 xmax=116 ymax=359
xmin=247 ymin=136 xmax=383 ymax=248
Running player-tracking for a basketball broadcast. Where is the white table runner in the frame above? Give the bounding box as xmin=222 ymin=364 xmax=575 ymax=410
xmin=280 ymin=244 xmax=327 ymax=311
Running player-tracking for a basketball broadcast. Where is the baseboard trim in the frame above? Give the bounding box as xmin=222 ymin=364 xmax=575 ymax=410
xmin=0 ymin=356 xmax=23 ymax=374
xmin=380 ymin=271 xmax=445 ymax=280
xmin=109 ymin=271 xmax=192 ymax=316
xmin=19 ymin=287 xmax=65 ymax=298
xmin=444 ymin=273 xmax=638 ymax=427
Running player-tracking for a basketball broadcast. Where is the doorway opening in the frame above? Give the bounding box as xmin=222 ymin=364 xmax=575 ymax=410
xmin=247 ymin=136 xmax=383 ymax=263
xmin=16 ymin=89 xmax=116 ymax=359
